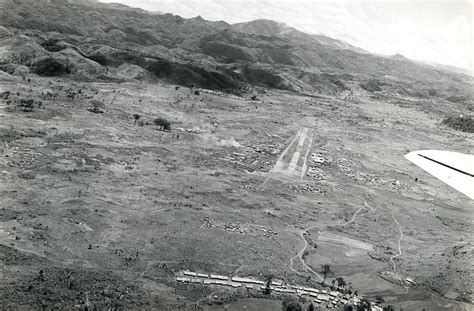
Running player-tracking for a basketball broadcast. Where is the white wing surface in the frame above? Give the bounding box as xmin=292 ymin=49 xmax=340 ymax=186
xmin=405 ymin=150 xmax=474 ymax=200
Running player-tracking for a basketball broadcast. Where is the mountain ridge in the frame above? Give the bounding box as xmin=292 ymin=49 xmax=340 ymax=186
xmin=0 ymin=0 xmax=472 ymax=102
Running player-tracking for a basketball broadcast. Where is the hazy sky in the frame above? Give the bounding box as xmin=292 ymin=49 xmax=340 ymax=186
xmin=100 ymin=0 xmax=473 ymax=73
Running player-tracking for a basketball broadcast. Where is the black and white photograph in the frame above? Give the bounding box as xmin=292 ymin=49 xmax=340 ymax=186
xmin=0 ymin=0 xmax=472 ymax=310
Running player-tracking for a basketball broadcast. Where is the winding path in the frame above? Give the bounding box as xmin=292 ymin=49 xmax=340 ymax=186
xmin=289 ymin=224 xmax=324 ymax=281
xmin=288 ymin=189 xmax=372 ymax=280
xmin=341 ymin=206 xmax=365 ymax=226
xmin=389 ymin=214 xmax=409 ymax=292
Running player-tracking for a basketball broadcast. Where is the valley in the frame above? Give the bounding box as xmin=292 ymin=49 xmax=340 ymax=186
xmin=0 ymin=72 xmax=472 ymax=309
xmin=0 ymin=0 xmax=472 ymax=310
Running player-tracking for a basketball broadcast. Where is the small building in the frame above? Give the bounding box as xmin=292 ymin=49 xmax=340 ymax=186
xmin=210 ymin=274 xmax=228 ymax=280
xmin=231 ymin=276 xmax=264 ymax=285
xmin=271 ymin=280 xmax=283 ymax=287
xmin=405 ymin=277 xmax=415 ymax=284
xmin=318 ymin=294 xmax=330 ymax=301
xmin=307 ymin=288 xmax=320 ymax=293
xmin=197 ymin=273 xmax=209 ymax=278
xmin=183 ymin=271 xmax=197 ymax=277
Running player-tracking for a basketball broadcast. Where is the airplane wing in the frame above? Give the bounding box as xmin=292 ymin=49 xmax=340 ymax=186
xmin=405 ymin=150 xmax=474 ymax=200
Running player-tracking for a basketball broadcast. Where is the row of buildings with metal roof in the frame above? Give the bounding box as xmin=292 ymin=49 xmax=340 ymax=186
xmin=176 ymin=270 xmax=384 ymax=310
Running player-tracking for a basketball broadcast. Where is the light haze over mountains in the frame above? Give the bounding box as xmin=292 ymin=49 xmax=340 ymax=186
xmin=99 ymin=0 xmax=473 ymax=75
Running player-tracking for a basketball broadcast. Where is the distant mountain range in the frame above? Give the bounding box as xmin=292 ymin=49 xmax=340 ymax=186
xmin=0 ymin=0 xmax=472 ymax=101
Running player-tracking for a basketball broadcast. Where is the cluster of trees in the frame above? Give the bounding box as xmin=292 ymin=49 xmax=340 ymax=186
xmin=31 ymin=57 xmax=71 ymax=76
xmin=131 ymin=114 xmax=172 ymax=131
xmin=321 ymin=264 xmax=350 ymax=292
xmin=275 ymin=263 xmax=398 ymax=311
xmin=442 ymin=114 xmax=474 ymax=133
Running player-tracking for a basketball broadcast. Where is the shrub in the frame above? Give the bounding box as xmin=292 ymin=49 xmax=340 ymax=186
xmin=428 ymin=89 xmax=437 ymax=96
xmin=154 ymin=117 xmax=171 ymax=130
xmin=88 ymin=100 xmax=105 ymax=113
xmin=445 ymin=95 xmax=467 ymax=103
xmin=360 ymin=79 xmax=382 ymax=92
xmin=331 ymin=78 xmax=348 ymax=90
xmin=18 ymin=98 xmax=35 ymax=112
xmin=442 ymin=115 xmax=474 ymax=133
xmin=40 ymin=39 xmax=66 ymax=52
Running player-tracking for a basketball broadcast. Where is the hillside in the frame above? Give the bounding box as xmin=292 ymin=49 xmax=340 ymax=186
xmin=0 ymin=0 xmax=472 ymax=102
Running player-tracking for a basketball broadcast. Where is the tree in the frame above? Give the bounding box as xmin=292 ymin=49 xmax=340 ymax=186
xmin=154 ymin=117 xmax=171 ymax=131
xmin=336 ymin=277 xmax=347 ymax=290
xmin=282 ymin=298 xmax=302 ymax=311
xmin=383 ymin=306 xmax=395 ymax=311
xmin=356 ymin=299 xmax=371 ymax=311
xmin=374 ymin=295 xmax=385 ymax=304
xmin=307 ymin=303 xmax=315 ymax=311
xmin=263 ymin=274 xmax=273 ymax=295
xmin=133 ymin=114 xmax=141 ymax=125
xmin=321 ymin=264 xmax=331 ymax=284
